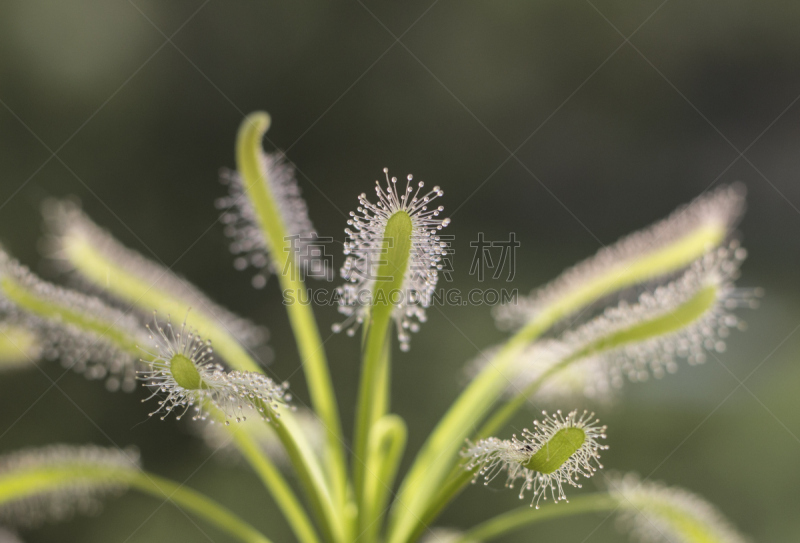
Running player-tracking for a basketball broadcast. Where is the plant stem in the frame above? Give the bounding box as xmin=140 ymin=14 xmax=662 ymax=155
xmin=130 ymin=471 xmax=275 ymax=543
xmin=353 ymin=308 xmax=391 ymax=497
xmin=374 ymin=334 xmax=392 ymax=430
xmin=352 ymin=209 xmax=412 ymax=506
xmin=407 ymin=349 xmax=597 ymax=543
xmin=227 ymin=425 xmax=322 ymax=543
xmin=386 ymin=334 xmax=530 ymax=543
xmin=456 ymin=493 xmax=617 ymax=542
xmin=0 ymin=459 xmax=272 ymax=543
xmin=475 ymin=360 xmax=567 ymax=440
xmin=359 ymin=415 xmax=407 ymax=542
xmin=252 ymin=400 xmax=343 ymax=543
xmin=236 ymin=113 xmax=349 ymax=525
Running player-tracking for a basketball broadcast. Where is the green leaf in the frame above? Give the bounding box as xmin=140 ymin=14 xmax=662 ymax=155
xmin=54 ymin=217 xmax=262 ymax=374
xmin=360 ymin=415 xmax=407 ymax=541
xmin=523 ymin=428 xmax=585 ymax=474
xmin=389 ymin=188 xmax=743 ymax=543
xmin=0 ymin=276 xmax=140 ymax=355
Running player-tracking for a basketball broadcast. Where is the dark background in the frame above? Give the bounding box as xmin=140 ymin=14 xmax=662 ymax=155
xmin=1 ymin=1 xmax=799 ymax=541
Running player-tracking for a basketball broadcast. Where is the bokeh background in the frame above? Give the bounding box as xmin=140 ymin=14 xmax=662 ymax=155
xmin=1 ymin=1 xmax=799 ymax=541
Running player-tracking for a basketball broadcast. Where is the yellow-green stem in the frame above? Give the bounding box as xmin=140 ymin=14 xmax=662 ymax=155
xmin=236 ymin=113 xmax=349 ymax=529
xmin=353 ymin=210 xmax=412 ymax=501
xmin=404 ymin=362 xmax=558 ymax=543
xmin=203 ymin=400 xmax=322 ymax=543
xmin=252 ymin=400 xmax=343 ymax=543
xmin=130 ymin=472 xmax=274 ymax=543
xmin=387 ymin=335 xmax=529 ymax=543
xmin=227 ymin=428 xmax=321 ymax=543
xmin=359 ymin=415 xmax=407 ymax=542
xmin=0 ymin=463 xmax=272 ymax=543
xmin=457 ymin=493 xmax=618 ymax=542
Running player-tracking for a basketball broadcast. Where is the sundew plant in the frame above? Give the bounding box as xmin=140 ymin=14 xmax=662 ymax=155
xmin=0 ymin=112 xmax=758 ymax=543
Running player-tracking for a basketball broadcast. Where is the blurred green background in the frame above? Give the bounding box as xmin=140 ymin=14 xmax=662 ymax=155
xmin=1 ymin=1 xmax=799 ymax=541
